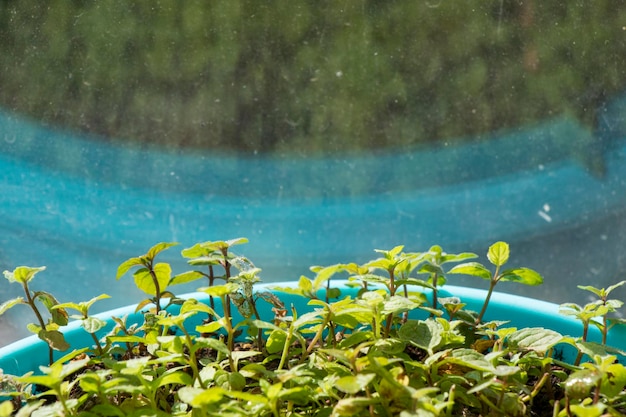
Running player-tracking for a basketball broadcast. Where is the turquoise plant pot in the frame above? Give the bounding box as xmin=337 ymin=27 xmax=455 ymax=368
xmin=1 ymin=282 xmax=624 ymax=377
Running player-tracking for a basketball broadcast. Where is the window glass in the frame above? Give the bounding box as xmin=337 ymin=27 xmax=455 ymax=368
xmin=1 ymin=1 xmax=626 ymax=344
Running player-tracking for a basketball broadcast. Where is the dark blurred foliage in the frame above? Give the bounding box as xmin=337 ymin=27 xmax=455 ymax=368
xmin=0 ymin=1 xmax=624 ymax=153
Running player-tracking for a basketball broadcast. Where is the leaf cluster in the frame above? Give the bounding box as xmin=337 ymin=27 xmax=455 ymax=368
xmin=1 ymin=240 xmax=626 ymax=417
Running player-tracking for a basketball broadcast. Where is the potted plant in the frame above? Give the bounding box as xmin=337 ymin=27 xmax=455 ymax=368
xmin=1 ymin=238 xmax=626 ymax=417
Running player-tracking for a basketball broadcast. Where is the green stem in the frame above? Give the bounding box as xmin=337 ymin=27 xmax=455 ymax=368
xmin=574 ymin=321 xmax=589 ymax=366
xmin=278 ymin=324 xmax=294 ymax=371
xmin=90 ymin=332 xmax=104 ymax=356
xmin=445 ymin=384 xmax=456 ymax=417
xmin=208 ymin=266 xmax=215 ymax=317
xmin=22 ymin=281 xmax=53 ymax=365
xmin=221 ymin=295 xmax=236 ymax=371
xmin=303 ymin=311 xmax=330 ymax=359
xmin=384 ymin=312 xmax=394 ymax=338
xmin=181 ymin=327 xmax=206 ymax=388
xmin=248 ymin=295 xmax=264 ymax=350
xmin=476 ymin=266 xmax=500 ymax=325
xmin=431 ymin=272 xmax=439 ymax=313
xmin=384 ymin=268 xmax=396 ymax=337
xmin=148 ymin=263 xmax=162 ymax=315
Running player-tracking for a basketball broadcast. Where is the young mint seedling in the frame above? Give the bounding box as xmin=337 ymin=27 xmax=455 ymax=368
xmin=116 ymin=242 xmax=180 ymax=314
xmin=0 ymin=266 xmax=69 ymax=365
xmin=448 ymin=241 xmax=543 ymax=324
xmin=53 ymin=294 xmax=110 ymax=356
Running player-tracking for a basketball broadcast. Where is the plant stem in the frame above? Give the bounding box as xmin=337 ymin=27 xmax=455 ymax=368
xmin=208 ymin=265 xmax=215 ymax=315
xmin=304 ymin=312 xmax=330 ymax=359
xmin=22 ymin=280 xmax=53 ymax=365
xmin=181 ymin=327 xmax=206 ymax=388
xmin=220 ymin=295 xmax=236 ymax=371
xmin=431 ymin=272 xmax=439 ymax=313
xmin=476 ymin=266 xmax=500 ymax=325
xmin=384 ymin=268 xmax=396 ymax=337
xmin=90 ymin=332 xmax=104 ymax=356
xmin=278 ymin=324 xmax=294 ymax=371
xmin=574 ymin=321 xmax=589 ymax=366
xmin=148 ymin=263 xmax=162 ymax=315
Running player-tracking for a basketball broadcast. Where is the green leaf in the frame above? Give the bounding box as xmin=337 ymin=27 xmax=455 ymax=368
xmin=0 ymin=401 xmax=13 ymax=417
xmin=180 ymin=299 xmax=218 ymax=316
xmin=146 ymin=242 xmax=179 ymax=260
xmin=181 ymin=243 xmax=210 ymax=259
xmin=440 ymin=252 xmax=478 ymax=264
xmin=169 ymin=270 xmax=205 ymax=286
xmin=225 ymin=237 xmax=249 ymax=248
xmin=183 ymin=238 xmax=248 ymax=259
xmin=448 ymin=262 xmax=491 ymax=279
xmin=601 ymin=363 xmax=626 ymax=397
xmin=196 ymin=321 xmax=223 ymax=334
xmin=35 ymin=291 xmax=69 ymax=326
xmin=398 ymin=319 xmax=442 ymax=354
xmin=55 ymin=293 xmax=110 ymax=317
xmin=39 ymin=329 xmax=70 ymax=351
xmin=335 ymin=374 xmax=376 ymax=394
xmin=82 ymin=316 xmax=107 ymax=334
xmin=569 ymin=402 xmax=606 ymax=417
xmin=0 ymin=297 xmax=25 ymax=316
xmin=419 ymin=263 xmax=444 ymax=276
xmin=156 ymin=371 xmax=193 ymax=389
xmin=487 ymin=241 xmax=510 ymax=267
xmin=570 ymin=340 xmax=611 ymax=359
xmin=498 ymin=268 xmax=543 ymax=286
xmin=507 ymin=328 xmax=563 ymax=353
xmin=178 ymin=386 xmax=226 ymax=407
xmin=116 ymin=257 xmax=143 ymax=279
xmin=577 ymin=285 xmax=604 ymax=298
xmin=266 ymin=329 xmax=287 ymax=354
xmin=3 ymin=266 xmax=46 ymax=284
xmin=446 ymin=348 xmax=493 ymax=373
xmin=134 ymin=298 xmax=154 ymax=312
xmin=374 ymin=245 xmax=404 ymax=259
xmin=605 ymin=280 xmax=626 ymax=296
xmin=311 ymin=264 xmax=344 ymax=291
xmin=195 ymin=337 xmax=230 ymax=355
xmin=298 ymin=276 xmax=314 ymax=296
xmin=381 ymin=295 xmax=420 ymax=315
xmin=198 ymin=283 xmax=238 ymax=297
xmin=333 ymin=397 xmax=378 ymax=415
xmin=132 ymin=263 xmax=171 ymax=296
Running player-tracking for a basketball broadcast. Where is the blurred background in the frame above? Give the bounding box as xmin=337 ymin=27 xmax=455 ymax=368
xmin=2 ymin=1 xmax=626 ymax=345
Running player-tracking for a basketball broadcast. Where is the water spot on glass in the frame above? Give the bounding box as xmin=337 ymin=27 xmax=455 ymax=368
xmin=538 ymin=208 xmax=552 ymax=223
xmin=4 ymin=135 xmax=16 ymax=144
xmin=335 ymin=71 xmax=343 ymax=78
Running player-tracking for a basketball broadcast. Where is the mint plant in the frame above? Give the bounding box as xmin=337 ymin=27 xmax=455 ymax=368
xmin=0 ymin=266 xmax=69 ymax=365
xmin=52 ymin=294 xmax=110 ymax=356
xmin=116 ymin=242 xmax=182 ymax=315
xmin=1 ymin=239 xmax=626 ymax=417
xmin=448 ymin=241 xmax=544 ymax=324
